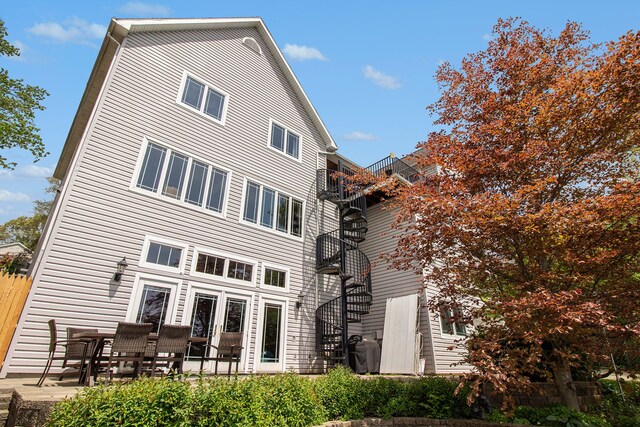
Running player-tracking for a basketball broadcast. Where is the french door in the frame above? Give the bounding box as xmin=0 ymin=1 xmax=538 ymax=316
xmin=183 ymin=285 xmax=252 ymax=372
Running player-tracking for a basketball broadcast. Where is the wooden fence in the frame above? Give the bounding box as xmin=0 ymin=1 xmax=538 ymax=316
xmin=0 ymin=273 xmax=33 ymax=369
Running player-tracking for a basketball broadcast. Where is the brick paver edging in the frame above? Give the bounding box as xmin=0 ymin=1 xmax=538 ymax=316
xmin=313 ymin=418 xmax=528 ymax=427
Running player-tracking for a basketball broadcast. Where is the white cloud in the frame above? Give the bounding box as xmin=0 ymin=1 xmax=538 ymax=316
xmin=363 ymin=65 xmax=401 ymax=90
xmin=20 ymin=164 xmax=54 ymax=178
xmin=0 ymin=190 xmax=30 ymax=202
xmin=343 ymin=131 xmax=378 ymax=141
xmin=0 ymin=164 xmax=54 ymax=179
xmin=119 ymin=2 xmax=171 ymax=17
xmin=28 ymin=17 xmax=106 ymax=46
xmin=9 ymin=40 xmax=28 ymax=61
xmin=482 ymin=33 xmax=492 ymax=41
xmin=283 ymin=44 xmax=328 ymax=61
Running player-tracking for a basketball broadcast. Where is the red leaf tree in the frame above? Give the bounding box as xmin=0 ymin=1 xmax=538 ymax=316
xmin=368 ymin=19 xmax=640 ymax=409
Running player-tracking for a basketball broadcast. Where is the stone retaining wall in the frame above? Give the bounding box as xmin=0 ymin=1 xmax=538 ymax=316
xmin=314 ymin=418 xmax=526 ymax=427
xmin=484 ymin=381 xmax=601 ymax=411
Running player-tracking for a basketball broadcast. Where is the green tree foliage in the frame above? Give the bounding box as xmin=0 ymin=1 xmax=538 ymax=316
xmin=0 ymin=19 xmax=49 ymax=169
xmin=0 ymin=177 xmax=59 ymax=250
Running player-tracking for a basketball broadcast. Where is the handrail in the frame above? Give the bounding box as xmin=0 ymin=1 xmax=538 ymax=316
xmin=364 ymin=155 xmax=420 ymax=183
xmin=316 ymin=231 xmax=372 ymax=289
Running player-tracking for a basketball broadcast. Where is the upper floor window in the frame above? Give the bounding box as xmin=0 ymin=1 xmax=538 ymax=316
xmin=134 ymin=139 xmax=230 ymax=216
xmin=440 ymin=308 xmax=467 ymax=337
xmin=241 ymin=179 xmax=303 ymax=238
xmin=268 ymin=120 xmax=301 ymax=161
xmin=178 ymin=72 xmax=229 ymax=125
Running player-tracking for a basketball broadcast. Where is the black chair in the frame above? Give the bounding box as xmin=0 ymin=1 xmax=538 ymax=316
xmin=37 ymin=320 xmax=92 ymax=387
xmin=199 ymin=331 xmax=244 ymax=377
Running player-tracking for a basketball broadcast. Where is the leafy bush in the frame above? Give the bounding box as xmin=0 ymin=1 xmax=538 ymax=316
xmin=593 ymin=380 xmax=640 ymax=427
xmin=313 ymin=368 xmax=472 ymax=420
xmin=191 ymin=374 xmax=326 ymax=427
xmin=514 ymin=405 xmax=609 ymax=427
xmin=48 ymin=374 xmax=326 ymax=427
xmin=47 ymin=377 xmax=192 ymax=427
xmin=313 ymin=365 xmax=370 ymax=420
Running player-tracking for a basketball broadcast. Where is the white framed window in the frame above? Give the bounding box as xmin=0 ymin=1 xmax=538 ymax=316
xmin=132 ymin=137 xmax=231 ymax=218
xmin=139 ymin=235 xmax=189 ymax=274
xmin=260 ymin=263 xmax=290 ymax=292
xmin=191 ymin=247 xmax=258 ymax=286
xmin=240 ymin=177 xmax=304 ymax=239
xmin=267 ymin=119 xmax=301 ymax=161
xmin=125 ymin=273 xmax=182 ymax=334
xmin=440 ymin=308 xmax=467 ymax=337
xmin=177 ymin=71 xmax=229 ymax=125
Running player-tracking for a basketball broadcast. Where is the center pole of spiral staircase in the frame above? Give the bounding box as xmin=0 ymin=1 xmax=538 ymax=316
xmin=338 ymin=160 xmax=350 ymax=368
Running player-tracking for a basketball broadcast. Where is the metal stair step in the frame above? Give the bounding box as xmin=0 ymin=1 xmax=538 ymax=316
xmin=345 ymin=282 xmax=368 ymax=290
xmin=342 ymin=206 xmax=362 ymax=217
xmin=317 ymin=265 xmax=340 ymax=274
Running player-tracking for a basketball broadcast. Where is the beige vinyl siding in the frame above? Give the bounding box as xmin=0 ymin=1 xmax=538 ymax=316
xmin=423 ymin=285 xmax=474 ymax=374
xmin=5 ymin=27 xmax=327 ymax=374
xmin=359 ymin=202 xmax=473 ymax=374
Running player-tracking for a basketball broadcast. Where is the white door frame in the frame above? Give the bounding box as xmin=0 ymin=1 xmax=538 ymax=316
xmin=125 ymin=273 xmax=183 ymax=328
xmin=182 ymin=282 xmax=254 ymax=373
xmin=253 ymin=294 xmax=289 ymax=372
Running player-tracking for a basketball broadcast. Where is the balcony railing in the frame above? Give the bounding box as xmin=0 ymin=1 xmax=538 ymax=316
xmin=365 ymin=155 xmax=420 ymax=183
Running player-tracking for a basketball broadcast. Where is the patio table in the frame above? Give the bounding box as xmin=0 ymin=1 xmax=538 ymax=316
xmin=75 ymin=331 xmax=208 ymax=386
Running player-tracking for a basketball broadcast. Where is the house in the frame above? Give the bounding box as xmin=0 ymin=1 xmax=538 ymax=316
xmin=0 ymin=243 xmax=29 ymax=257
xmin=0 ymin=17 xmax=470 ymax=378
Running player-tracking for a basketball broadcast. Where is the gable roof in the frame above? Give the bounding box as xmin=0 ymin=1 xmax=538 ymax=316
xmin=0 ymin=242 xmax=29 ymax=254
xmin=54 ymin=17 xmax=337 ymax=179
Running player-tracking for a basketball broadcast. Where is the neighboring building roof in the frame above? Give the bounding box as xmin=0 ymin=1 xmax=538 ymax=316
xmin=0 ymin=242 xmax=29 ymax=256
xmin=54 ymin=17 xmax=338 ymax=179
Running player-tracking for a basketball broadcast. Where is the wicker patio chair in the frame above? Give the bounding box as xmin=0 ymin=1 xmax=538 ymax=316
xmin=99 ymin=322 xmax=153 ymax=382
xmin=36 ymin=319 xmax=92 ymax=387
xmin=59 ymin=327 xmax=98 ymax=381
xmin=199 ymin=331 xmax=244 ymax=377
xmin=147 ymin=325 xmax=191 ymax=375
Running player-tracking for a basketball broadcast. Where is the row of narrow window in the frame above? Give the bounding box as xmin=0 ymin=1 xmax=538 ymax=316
xmin=136 ymin=142 xmax=303 ymax=237
xmin=145 ymin=241 xmax=286 ymax=288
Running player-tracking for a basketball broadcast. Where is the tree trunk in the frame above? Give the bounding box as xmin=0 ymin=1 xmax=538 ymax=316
xmin=552 ymin=357 xmax=580 ymax=411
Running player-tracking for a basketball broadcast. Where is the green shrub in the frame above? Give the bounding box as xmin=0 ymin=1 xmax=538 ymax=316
xmin=47 ymin=377 xmax=192 ymax=427
xmin=46 ymin=369 xmax=484 ymax=426
xmin=48 ymin=374 xmax=326 ymax=427
xmin=514 ymin=405 xmax=609 ymax=427
xmin=593 ymin=380 xmax=640 ymax=427
xmin=313 ymin=368 xmax=473 ymax=421
xmin=313 ymin=365 xmax=370 ymax=420
xmin=191 ymin=374 xmax=326 ymax=427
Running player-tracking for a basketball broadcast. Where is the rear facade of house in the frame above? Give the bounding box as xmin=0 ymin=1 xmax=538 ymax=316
xmin=0 ymin=18 xmax=470 ymax=377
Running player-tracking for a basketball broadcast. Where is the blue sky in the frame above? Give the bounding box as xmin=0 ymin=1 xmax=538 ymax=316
xmin=0 ymin=0 xmax=638 ymax=223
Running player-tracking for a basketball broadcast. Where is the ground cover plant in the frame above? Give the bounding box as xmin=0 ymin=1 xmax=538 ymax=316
xmin=46 ymin=367 xmax=474 ymax=427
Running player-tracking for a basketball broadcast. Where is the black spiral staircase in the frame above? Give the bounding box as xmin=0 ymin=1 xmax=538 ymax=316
xmin=315 ymin=156 xmax=419 ymax=368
